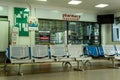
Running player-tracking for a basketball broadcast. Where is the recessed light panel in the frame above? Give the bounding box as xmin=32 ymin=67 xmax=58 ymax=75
xmin=95 ymin=4 xmax=109 ymax=8
xmin=68 ymin=0 xmax=82 ymax=5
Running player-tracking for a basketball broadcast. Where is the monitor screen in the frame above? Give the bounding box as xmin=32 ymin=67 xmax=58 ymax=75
xmin=97 ymin=14 xmax=114 ymax=24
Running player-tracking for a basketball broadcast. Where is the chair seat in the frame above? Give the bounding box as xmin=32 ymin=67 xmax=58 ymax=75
xmin=11 ymin=59 xmax=32 ymax=64
xmin=115 ymin=56 xmax=120 ymax=60
xmin=76 ymin=57 xmax=92 ymax=61
xmin=34 ymin=58 xmax=54 ymax=63
xmin=57 ymin=58 xmax=73 ymax=62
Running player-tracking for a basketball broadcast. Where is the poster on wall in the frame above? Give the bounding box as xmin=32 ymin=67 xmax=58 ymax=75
xmin=28 ymin=17 xmax=39 ymax=31
xmin=11 ymin=27 xmax=19 ymax=45
xmin=112 ymin=17 xmax=120 ymax=41
xmin=14 ymin=7 xmax=29 ymax=36
xmin=39 ymin=31 xmax=50 ymax=44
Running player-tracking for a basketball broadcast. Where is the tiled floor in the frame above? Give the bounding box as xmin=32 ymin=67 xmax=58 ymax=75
xmin=0 ymin=59 xmax=113 ymax=75
xmin=1 ymin=69 xmax=120 ymax=80
xmin=0 ymin=59 xmax=120 ymax=80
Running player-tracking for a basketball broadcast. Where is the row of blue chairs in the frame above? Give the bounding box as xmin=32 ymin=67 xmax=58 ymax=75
xmin=85 ymin=46 xmax=104 ymax=58
xmin=85 ymin=45 xmax=120 ymax=58
xmin=85 ymin=45 xmax=120 ymax=68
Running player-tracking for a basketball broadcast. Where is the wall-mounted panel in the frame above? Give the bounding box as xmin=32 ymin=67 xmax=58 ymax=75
xmin=0 ymin=21 xmax=9 ymax=52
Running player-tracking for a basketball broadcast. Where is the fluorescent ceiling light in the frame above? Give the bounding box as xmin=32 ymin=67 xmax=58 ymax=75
xmin=68 ymin=0 xmax=82 ymax=5
xmin=95 ymin=4 xmax=109 ymax=8
xmin=37 ymin=0 xmax=47 ymax=1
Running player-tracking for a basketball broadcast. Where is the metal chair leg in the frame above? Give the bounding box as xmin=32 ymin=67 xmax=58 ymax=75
xmin=74 ymin=61 xmax=84 ymax=71
xmin=62 ymin=62 xmax=72 ymax=71
xmin=18 ymin=64 xmax=23 ymax=76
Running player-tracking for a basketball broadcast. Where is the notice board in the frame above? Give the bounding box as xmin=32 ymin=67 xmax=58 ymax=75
xmin=0 ymin=21 xmax=9 ymax=52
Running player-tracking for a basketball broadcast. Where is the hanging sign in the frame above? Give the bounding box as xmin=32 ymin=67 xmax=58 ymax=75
xmin=28 ymin=17 xmax=39 ymax=31
xmin=14 ymin=7 xmax=29 ymax=36
xmin=63 ymin=14 xmax=80 ymax=21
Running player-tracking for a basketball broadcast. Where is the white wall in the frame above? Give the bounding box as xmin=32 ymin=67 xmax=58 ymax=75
xmin=0 ymin=5 xmax=8 ymax=16
xmin=101 ymin=24 xmax=107 ymax=45
xmin=100 ymin=11 xmax=120 ymax=45
xmin=0 ymin=1 xmax=33 ymax=46
xmin=0 ymin=1 xmax=97 ymax=45
xmin=35 ymin=7 xmax=97 ymax=22
xmin=115 ymin=11 xmax=120 ymax=17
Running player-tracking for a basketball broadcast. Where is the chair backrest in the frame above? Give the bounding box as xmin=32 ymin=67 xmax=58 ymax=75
xmin=102 ymin=45 xmax=115 ymax=56
xmin=31 ymin=45 xmax=49 ymax=59
xmin=86 ymin=46 xmax=99 ymax=57
xmin=115 ymin=45 xmax=120 ymax=55
xmin=10 ymin=45 xmax=30 ymax=60
xmin=67 ymin=45 xmax=83 ymax=58
xmin=50 ymin=44 xmax=67 ymax=58
xmin=97 ymin=46 xmax=104 ymax=57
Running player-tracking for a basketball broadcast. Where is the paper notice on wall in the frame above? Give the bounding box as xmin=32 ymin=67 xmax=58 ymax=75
xmin=28 ymin=17 xmax=38 ymax=31
xmin=12 ymin=27 xmax=19 ymax=45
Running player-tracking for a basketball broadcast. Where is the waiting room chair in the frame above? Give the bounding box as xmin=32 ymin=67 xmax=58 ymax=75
xmin=50 ymin=44 xmax=72 ymax=71
xmin=8 ymin=45 xmax=32 ymax=75
xmin=68 ymin=45 xmax=92 ymax=71
xmin=31 ymin=45 xmax=54 ymax=62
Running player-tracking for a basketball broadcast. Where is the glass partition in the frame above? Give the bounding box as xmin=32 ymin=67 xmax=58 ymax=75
xmin=35 ymin=19 xmax=66 ymax=44
xmin=82 ymin=22 xmax=99 ymax=45
xmin=35 ymin=19 xmax=100 ymax=45
xmin=68 ymin=22 xmax=100 ymax=45
xmin=68 ymin=21 xmax=83 ymax=44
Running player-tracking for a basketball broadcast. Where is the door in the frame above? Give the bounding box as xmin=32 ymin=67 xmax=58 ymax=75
xmin=0 ymin=21 xmax=9 ymax=52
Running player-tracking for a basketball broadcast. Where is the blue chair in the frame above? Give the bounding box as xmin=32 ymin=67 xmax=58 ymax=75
xmin=97 ymin=46 xmax=104 ymax=57
xmin=85 ymin=46 xmax=99 ymax=57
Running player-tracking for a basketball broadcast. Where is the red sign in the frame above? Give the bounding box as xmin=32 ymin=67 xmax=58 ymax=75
xmin=40 ymin=37 xmax=49 ymax=40
xmin=63 ymin=14 xmax=80 ymax=21
xmin=39 ymin=31 xmax=50 ymax=43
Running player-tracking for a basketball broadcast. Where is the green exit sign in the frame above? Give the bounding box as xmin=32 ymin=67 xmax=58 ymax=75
xmin=14 ymin=7 xmax=29 ymax=36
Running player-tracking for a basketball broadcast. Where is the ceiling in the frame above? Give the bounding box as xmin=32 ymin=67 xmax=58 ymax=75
xmin=1 ymin=0 xmax=120 ymax=13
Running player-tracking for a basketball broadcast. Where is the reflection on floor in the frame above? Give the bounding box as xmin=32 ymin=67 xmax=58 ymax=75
xmin=0 ymin=59 xmax=120 ymax=80
xmin=1 ymin=69 xmax=120 ymax=80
